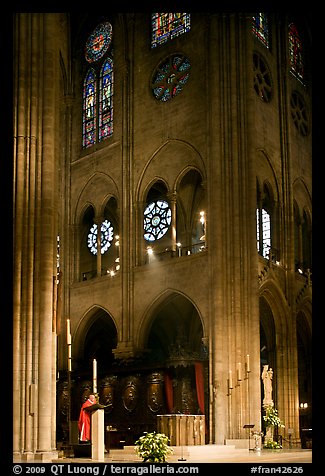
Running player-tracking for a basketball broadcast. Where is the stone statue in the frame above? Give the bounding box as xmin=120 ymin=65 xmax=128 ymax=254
xmin=261 ymin=364 xmax=273 ymax=406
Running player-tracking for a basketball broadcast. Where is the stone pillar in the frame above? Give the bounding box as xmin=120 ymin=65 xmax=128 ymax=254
xmin=13 ymin=12 xmax=66 ymax=460
xmin=95 ymin=217 xmax=103 ymax=277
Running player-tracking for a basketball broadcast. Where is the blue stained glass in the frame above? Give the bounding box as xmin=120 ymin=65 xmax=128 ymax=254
xmin=85 ymin=22 xmax=113 ymax=63
xmin=99 ymin=58 xmax=114 ymax=141
xmin=83 ymin=69 xmax=97 ymax=148
xmin=82 ymin=23 xmax=114 ymax=149
xmin=151 ymin=54 xmax=191 ymax=102
xmin=151 ymin=13 xmax=191 ymax=48
xmin=252 ymin=13 xmax=269 ymax=48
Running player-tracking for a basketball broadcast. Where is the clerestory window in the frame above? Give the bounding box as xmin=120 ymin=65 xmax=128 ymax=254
xmin=82 ymin=21 xmax=114 ymax=148
xmin=151 ymin=13 xmax=190 ymax=48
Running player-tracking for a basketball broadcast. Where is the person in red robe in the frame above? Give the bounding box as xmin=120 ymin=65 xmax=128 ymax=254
xmin=78 ymin=394 xmax=97 ymax=442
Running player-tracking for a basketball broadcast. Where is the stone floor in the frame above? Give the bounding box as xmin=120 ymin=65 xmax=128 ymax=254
xmin=13 ymin=445 xmax=312 ymax=464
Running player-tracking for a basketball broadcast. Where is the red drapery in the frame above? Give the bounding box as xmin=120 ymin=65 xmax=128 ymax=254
xmin=164 ymin=371 xmax=174 ymax=413
xmin=195 ymin=361 xmax=205 ymax=414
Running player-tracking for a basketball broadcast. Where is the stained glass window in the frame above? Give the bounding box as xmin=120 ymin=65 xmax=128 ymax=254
xmin=85 ymin=22 xmax=113 ymax=63
xmin=288 ymin=23 xmax=304 ymax=81
xmin=151 ymin=54 xmax=191 ymax=102
xmin=151 ymin=13 xmax=190 ymax=48
xmin=252 ymin=13 xmax=269 ymax=48
xmin=87 ymin=219 xmax=114 ymax=255
xmin=82 ymin=21 xmax=114 ymax=149
xmin=99 ymin=59 xmax=114 ymax=141
xmin=83 ymin=69 xmax=97 ymax=148
xmin=144 ymin=200 xmax=172 ymax=241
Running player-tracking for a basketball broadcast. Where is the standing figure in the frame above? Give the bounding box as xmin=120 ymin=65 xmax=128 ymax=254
xmin=78 ymin=394 xmax=97 ymax=442
xmin=261 ymin=365 xmax=273 ymax=406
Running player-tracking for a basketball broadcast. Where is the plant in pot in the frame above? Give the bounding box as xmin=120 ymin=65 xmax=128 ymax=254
xmin=263 ymin=405 xmax=285 ymax=449
xmin=134 ymin=431 xmax=173 ymax=463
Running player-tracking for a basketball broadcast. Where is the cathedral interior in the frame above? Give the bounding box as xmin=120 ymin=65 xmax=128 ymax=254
xmin=12 ymin=12 xmax=312 ymax=460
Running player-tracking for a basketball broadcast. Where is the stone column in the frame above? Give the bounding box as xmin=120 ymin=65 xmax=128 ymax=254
xmin=13 ymin=12 xmax=66 ymax=461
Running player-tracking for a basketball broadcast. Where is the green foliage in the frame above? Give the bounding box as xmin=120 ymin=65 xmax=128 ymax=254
xmin=263 ymin=405 xmax=285 ymax=428
xmin=134 ymin=431 xmax=173 ymax=463
xmin=264 ymin=439 xmax=282 ymax=449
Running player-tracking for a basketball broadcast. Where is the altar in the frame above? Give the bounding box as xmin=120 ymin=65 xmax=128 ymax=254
xmin=157 ymin=414 xmax=205 ymax=446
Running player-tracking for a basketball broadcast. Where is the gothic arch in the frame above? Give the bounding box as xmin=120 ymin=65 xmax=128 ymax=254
xmin=137 ymin=139 xmax=206 ymax=203
xmin=135 ymin=288 xmax=206 ymax=352
xmin=259 ymin=279 xmax=290 ymax=335
xmin=73 ymin=304 xmax=118 ymax=364
xmin=256 ymin=149 xmax=280 ymax=204
xmin=74 ymin=172 xmax=119 ymax=224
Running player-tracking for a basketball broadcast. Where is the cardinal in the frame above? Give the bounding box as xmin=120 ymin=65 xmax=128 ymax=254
xmin=78 ymin=394 xmax=97 ymax=442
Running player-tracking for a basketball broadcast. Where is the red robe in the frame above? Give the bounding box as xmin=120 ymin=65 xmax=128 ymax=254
xmin=78 ymin=398 xmax=94 ymax=442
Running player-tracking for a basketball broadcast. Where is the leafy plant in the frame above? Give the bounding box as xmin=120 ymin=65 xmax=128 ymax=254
xmin=134 ymin=431 xmax=173 ymax=463
xmin=263 ymin=405 xmax=285 ymax=428
xmin=264 ymin=439 xmax=282 ymax=449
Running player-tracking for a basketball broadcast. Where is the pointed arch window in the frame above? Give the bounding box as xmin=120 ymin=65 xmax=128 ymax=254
xmin=83 ymin=69 xmax=97 ymax=148
xmin=256 ymin=185 xmax=273 ymax=260
xmin=288 ymin=23 xmax=304 ymax=82
xmin=252 ymin=13 xmax=269 ymax=48
xmin=82 ymin=21 xmax=114 ymax=149
xmin=151 ymin=13 xmax=190 ymax=48
xmin=256 ymin=208 xmax=271 ymax=259
xmin=99 ymin=59 xmax=114 ymax=141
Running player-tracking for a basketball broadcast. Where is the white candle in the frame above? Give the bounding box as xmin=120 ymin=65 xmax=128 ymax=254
xmin=68 ymin=345 xmax=72 ymax=371
xmin=67 ymin=319 xmax=71 ymax=345
xmin=93 ymin=358 xmax=97 ymax=393
xmin=237 ymin=362 xmax=242 ymax=381
xmin=229 ymin=370 xmax=233 ymax=389
xmin=246 ymin=354 xmax=250 ymax=373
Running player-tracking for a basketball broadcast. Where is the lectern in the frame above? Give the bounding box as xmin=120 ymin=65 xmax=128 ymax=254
xmin=91 ymin=409 xmax=105 ymax=461
xmin=84 ymin=403 xmax=107 ymax=461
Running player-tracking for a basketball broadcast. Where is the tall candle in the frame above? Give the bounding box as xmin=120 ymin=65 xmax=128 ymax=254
xmin=229 ymin=370 xmax=233 ymax=389
xmin=246 ymin=354 xmax=250 ymax=373
xmin=93 ymin=358 xmax=97 ymax=393
xmin=67 ymin=319 xmax=71 ymax=345
xmin=68 ymin=345 xmax=72 ymax=371
xmin=237 ymin=362 xmax=242 ymax=381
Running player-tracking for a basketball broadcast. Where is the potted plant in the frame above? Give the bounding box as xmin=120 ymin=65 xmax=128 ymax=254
xmin=134 ymin=431 xmax=173 ymax=462
xmin=263 ymin=405 xmax=285 ymax=449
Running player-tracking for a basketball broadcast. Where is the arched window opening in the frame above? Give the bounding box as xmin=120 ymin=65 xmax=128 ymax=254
xmin=288 ymin=22 xmax=304 ymax=83
xmin=80 ymin=197 xmax=119 ymax=281
xmin=252 ymin=13 xmax=270 ymax=48
xmin=83 ymin=69 xmax=97 ymax=148
xmin=143 ymin=181 xmax=173 ymax=262
xmin=176 ymin=169 xmax=206 ymax=256
xmin=82 ymin=21 xmax=114 ymax=148
xmin=293 ymin=201 xmax=301 ymax=270
xmin=99 ymin=59 xmax=114 ymax=141
xmin=256 ymin=184 xmax=273 ymax=260
xmin=151 ymin=13 xmax=190 ymax=48
xmin=302 ymin=210 xmax=312 ymax=272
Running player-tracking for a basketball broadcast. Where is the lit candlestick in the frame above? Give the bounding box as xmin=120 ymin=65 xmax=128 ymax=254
xmin=246 ymin=354 xmax=250 ymax=373
xmin=68 ymin=346 xmax=72 ymax=372
xmin=229 ymin=370 xmax=233 ymax=389
xmin=67 ymin=319 xmax=71 ymax=345
xmin=237 ymin=362 xmax=242 ymax=381
xmin=93 ymin=358 xmax=97 ymax=393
